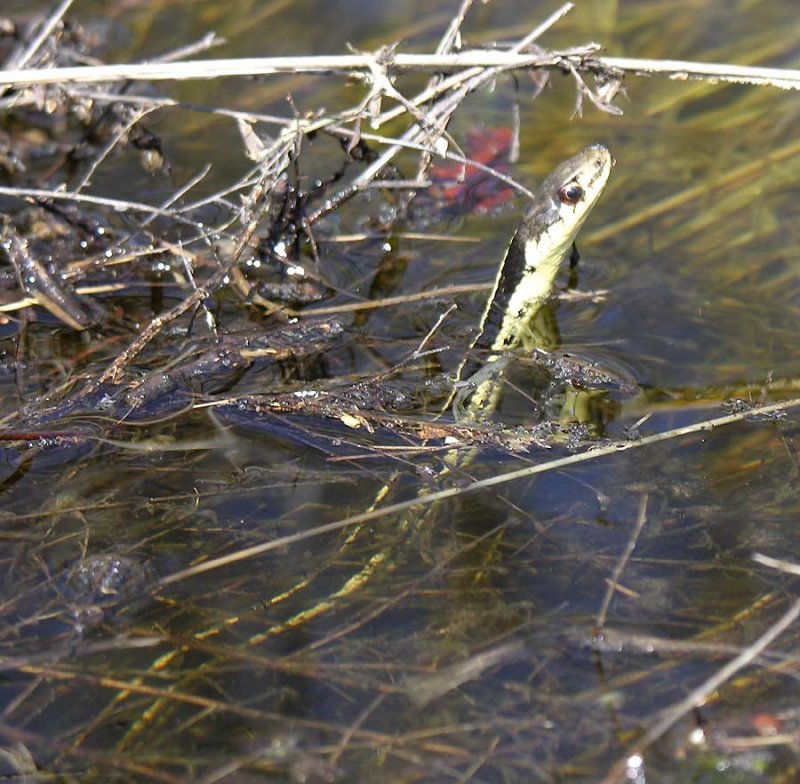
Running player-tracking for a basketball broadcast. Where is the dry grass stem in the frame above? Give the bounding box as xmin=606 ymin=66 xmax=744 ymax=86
xmin=596 ymin=493 xmax=649 ymax=630
xmin=3 ymin=52 xmax=800 ymax=91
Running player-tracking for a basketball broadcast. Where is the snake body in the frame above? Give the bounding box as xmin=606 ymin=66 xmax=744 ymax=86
xmin=262 ymin=145 xmax=614 ymax=637
xmin=447 ymin=144 xmax=613 ymax=422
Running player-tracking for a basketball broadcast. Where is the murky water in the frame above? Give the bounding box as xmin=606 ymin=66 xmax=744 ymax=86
xmin=2 ymin=0 xmax=800 ymax=782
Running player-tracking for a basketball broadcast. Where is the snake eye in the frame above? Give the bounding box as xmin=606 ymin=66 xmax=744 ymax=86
xmin=558 ymin=182 xmax=584 ymax=205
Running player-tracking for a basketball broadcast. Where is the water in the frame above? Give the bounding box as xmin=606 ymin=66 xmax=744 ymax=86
xmin=1 ymin=0 xmax=800 ymax=782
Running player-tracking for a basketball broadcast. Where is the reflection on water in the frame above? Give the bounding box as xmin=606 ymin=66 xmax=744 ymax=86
xmin=1 ymin=0 xmax=800 ymax=781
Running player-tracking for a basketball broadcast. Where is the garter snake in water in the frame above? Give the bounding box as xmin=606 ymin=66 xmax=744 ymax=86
xmin=118 ymin=146 xmax=615 ymax=749
xmin=445 ymin=143 xmax=613 ymax=426
xmin=259 ymin=144 xmax=614 ymax=638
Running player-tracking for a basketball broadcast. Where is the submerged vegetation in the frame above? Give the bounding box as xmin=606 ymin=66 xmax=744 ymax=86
xmin=1 ymin=0 xmax=800 ymax=781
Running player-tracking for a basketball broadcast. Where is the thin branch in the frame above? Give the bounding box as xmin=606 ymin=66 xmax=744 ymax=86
xmin=4 ymin=0 xmax=74 ymax=70
xmin=752 ymin=553 xmax=800 ymax=576
xmin=296 ymin=283 xmax=489 ymax=318
xmin=3 ymin=50 xmax=800 ymax=91
xmin=73 ymin=106 xmax=157 ymax=194
xmin=598 ymin=54 xmax=800 ymax=90
xmin=0 ymin=50 xmax=583 ymax=87
xmin=596 ymin=493 xmax=648 ymax=630
xmin=152 ymin=32 xmax=225 ymax=64
xmin=0 ymin=185 xmax=194 ymax=221
xmin=435 ymin=0 xmax=476 ymax=56
xmin=93 ymin=263 xmax=230 ymax=387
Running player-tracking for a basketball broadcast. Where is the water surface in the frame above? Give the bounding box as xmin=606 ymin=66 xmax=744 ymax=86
xmin=1 ymin=1 xmax=800 ymax=782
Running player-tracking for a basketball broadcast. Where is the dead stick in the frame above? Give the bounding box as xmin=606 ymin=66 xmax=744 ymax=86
xmin=4 ymin=52 xmax=800 ymax=91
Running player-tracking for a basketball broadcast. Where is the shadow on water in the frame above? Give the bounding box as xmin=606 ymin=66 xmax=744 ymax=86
xmin=1 ymin=0 xmax=800 ymax=781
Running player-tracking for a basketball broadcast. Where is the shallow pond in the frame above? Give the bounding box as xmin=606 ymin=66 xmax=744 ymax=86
xmin=1 ymin=1 xmax=800 ymax=782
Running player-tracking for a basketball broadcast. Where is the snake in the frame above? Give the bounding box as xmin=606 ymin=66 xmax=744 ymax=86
xmin=445 ymin=143 xmax=613 ymax=424
xmin=117 ymin=146 xmax=616 ymax=752
xmin=250 ymin=143 xmax=614 ymax=640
